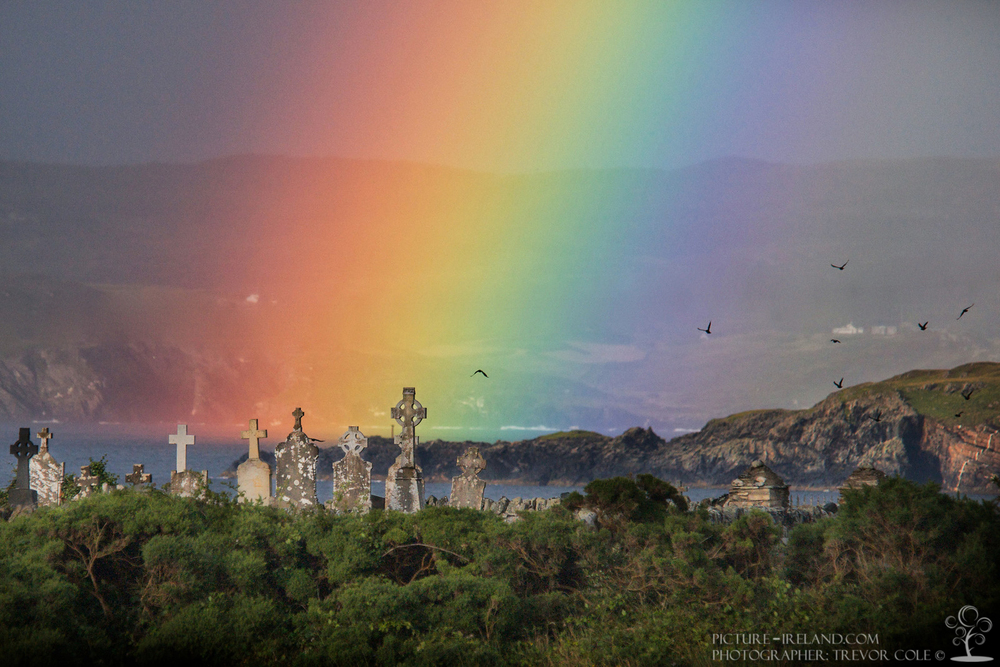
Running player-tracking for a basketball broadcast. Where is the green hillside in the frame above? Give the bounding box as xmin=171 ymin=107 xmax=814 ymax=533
xmin=832 ymin=362 xmax=1000 ymax=427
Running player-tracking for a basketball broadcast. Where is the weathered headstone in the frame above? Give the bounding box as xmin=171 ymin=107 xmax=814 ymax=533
xmin=9 ymin=428 xmax=38 ymax=507
xmin=329 ymin=426 xmax=372 ymax=513
xmin=385 ymin=387 xmax=426 ymax=512
xmin=29 ymin=427 xmax=64 ymax=506
xmin=238 ymin=418 xmax=272 ymax=504
xmin=449 ymin=446 xmax=486 ymax=509
xmin=274 ymin=407 xmax=319 ymax=510
xmin=125 ymin=464 xmax=152 ymax=488
xmin=168 ymin=424 xmax=207 ymax=498
xmin=76 ymin=465 xmax=100 ymax=499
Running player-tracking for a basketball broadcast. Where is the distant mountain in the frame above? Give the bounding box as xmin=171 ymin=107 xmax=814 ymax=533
xmin=224 ymin=362 xmax=1000 ymax=494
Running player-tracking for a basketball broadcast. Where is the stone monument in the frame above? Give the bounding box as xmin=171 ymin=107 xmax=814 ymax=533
xmin=9 ymin=428 xmax=38 ymax=508
xmin=169 ymin=424 xmax=208 ymax=498
xmin=385 ymin=387 xmax=426 ymax=512
xmin=329 ymin=426 xmax=373 ymax=513
xmin=76 ymin=465 xmax=100 ymax=499
xmin=125 ymin=464 xmax=152 ymax=488
xmin=450 ymin=447 xmax=487 ymax=509
xmin=274 ymin=407 xmax=320 ymax=510
xmin=723 ymin=459 xmax=790 ymax=509
xmin=238 ymin=419 xmax=272 ymax=504
xmin=29 ymin=427 xmax=64 ymax=506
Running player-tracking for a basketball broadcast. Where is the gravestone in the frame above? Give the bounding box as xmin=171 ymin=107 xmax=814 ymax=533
xmin=29 ymin=427 xmax=64 ymax=506
xmin=238 ymin=419 xmax=272 ymax=504
xmin=168 ymin=424 xmax=207 ymax=498
xmin=76 ymin=465 xmax=100 ymax=499
xmin=329 ymin=426 xmax=372 ymax=513
xmin=9 ymin=428 xmax=38 ymax=507
xmin=274 ymin=408 xmax=319 ymax=510
xmin=385 ymin=387 xmax=426 ymax=513
xmin=449 ymin=447 xmax=487 ymax=509
xmin=125 ymin=464 xmax=152 ymax=488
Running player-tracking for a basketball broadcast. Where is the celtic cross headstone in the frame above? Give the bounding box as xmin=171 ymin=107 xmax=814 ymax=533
xmin=329 ymin=426 xmax=372 ymax=513
xmin=9 ymin=428 xmax=38 ymax=507
xmin=385 ymin=387 xmax=426 ymax=512
xmin=238 ymin=418 xmax=272 ymax=503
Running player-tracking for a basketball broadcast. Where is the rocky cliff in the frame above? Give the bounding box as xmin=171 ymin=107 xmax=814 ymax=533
xmin=224 ymin=363 xmax=1000 ymax=494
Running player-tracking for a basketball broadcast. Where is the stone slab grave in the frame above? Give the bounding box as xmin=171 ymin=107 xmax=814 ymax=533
xmin=168 ymin=424 xmax=208 ymax=498
xmin=329 ymin=426 xmax=372 ymax=513
xmin=723 ymin=459 xmax=790 ymax=509
xmin=29 ymin=427 xmax=64 ymax=506
xmin=238 ymin=419 xmax=272 ymax=504
xmin=9 ymin=428 xmax=39 ymax=507
xmin=449 ymin=446 xmax=487 ymax=509
xmin=385 ymin=387 xmax=426 ymax=513
xmin=125 ymin=464 xmax=152 ymax=488
xmin=275 ymin=408 xmax=319 ymax=510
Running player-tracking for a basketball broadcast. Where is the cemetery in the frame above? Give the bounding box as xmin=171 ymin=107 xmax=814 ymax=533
xmin=1 ymin=387 xmax=998 ymax=665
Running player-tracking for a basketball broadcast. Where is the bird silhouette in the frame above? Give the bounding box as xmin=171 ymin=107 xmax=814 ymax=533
xmin=958 ymin=304 xmax=974 ymax=320
xmin=961 ymin=387 xmax=976 ymax=401
xmin=955 ymin=411 xmax=964 ymax=418
xmin=918 ymin=322 xmax=928 ymax=330
xmin=831 ymin=260 xmax=849 ymax=270
xmin=834 ymin=378 xmax=844 ymax=388
xmin=471 ymin=370 xmax=488 ymax=378
xmin=697 ymin=321 xmax=712 ymax=334
xmin=830 ymin=339 xmax=841 ymax=344
xmin=868 ymin=410 xmax=882 ymax=423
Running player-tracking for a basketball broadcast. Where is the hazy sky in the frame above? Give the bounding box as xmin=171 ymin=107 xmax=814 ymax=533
xmin=2 ymin=1 xmax=999 ymax=171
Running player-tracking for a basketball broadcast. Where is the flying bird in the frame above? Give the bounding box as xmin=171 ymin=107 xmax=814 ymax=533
xmin=834 ymin=378 xmax=844 ymax=388
xmin=961 ymin=387 xmax=976 ymax=401
xmin=918 ymin=322 xmax=928 ymax=330
xmin=697 ymin=321 xmax=712 ymax=334
xmin=831 ymin=260 xmax=849 ymax=270
xmin=958 ymin=304 xmax=974 ymax=320
xmin=471 ymin=370 xmax=489 ymax=378
xmin=955 ymin=411 xmax=964 ymax=418
xmin=868 ymin=410 xmax=882 ymax=423
xmin=830 ymin=339 xmax=841 ymax=344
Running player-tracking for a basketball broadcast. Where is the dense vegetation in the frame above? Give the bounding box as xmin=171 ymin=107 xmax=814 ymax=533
xmin=1 ymin=477 xmax=997 ymax=666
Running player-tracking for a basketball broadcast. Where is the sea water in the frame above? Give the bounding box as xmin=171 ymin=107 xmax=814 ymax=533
xmin=2 ymin=424 xmax=991 ymax=506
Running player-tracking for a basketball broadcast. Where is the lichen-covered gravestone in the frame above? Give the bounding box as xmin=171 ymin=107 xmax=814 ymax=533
xmin=275 ymin=408 xmax=320 ymax=510
xmin=238 ymin=419 xmax=272 ymax=504
xmin=125 ymin=464 xmax=152 ymax=488
xmin=76 ymin=465 xmax=100 ymax=499
xmin=449 ymin=447 xmax=487 ymax=509
xmin=29 ymin=427 xmax=64 ymax=506
xmin=9 ymin=428 xmax=38 ymax=508
xmin=168 ymin=424 xmax=208 ymax=498
xmin=329 ymin=426 xmax=372 ymax=513
xmin=385 ymin=387 xmax=426 ymax=513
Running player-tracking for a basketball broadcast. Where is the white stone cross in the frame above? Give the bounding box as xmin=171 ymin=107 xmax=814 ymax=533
xmin=241 ymin=419 xmax=267 ymax=460
xmin=169 ymin=424 xmax=195 ymax=472
xmin=36 ymin=427 xmax=53 ymax=452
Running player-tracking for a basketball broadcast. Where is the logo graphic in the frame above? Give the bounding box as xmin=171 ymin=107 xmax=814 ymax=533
xmin=946 ymin=605 xmax=993 ymax=662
